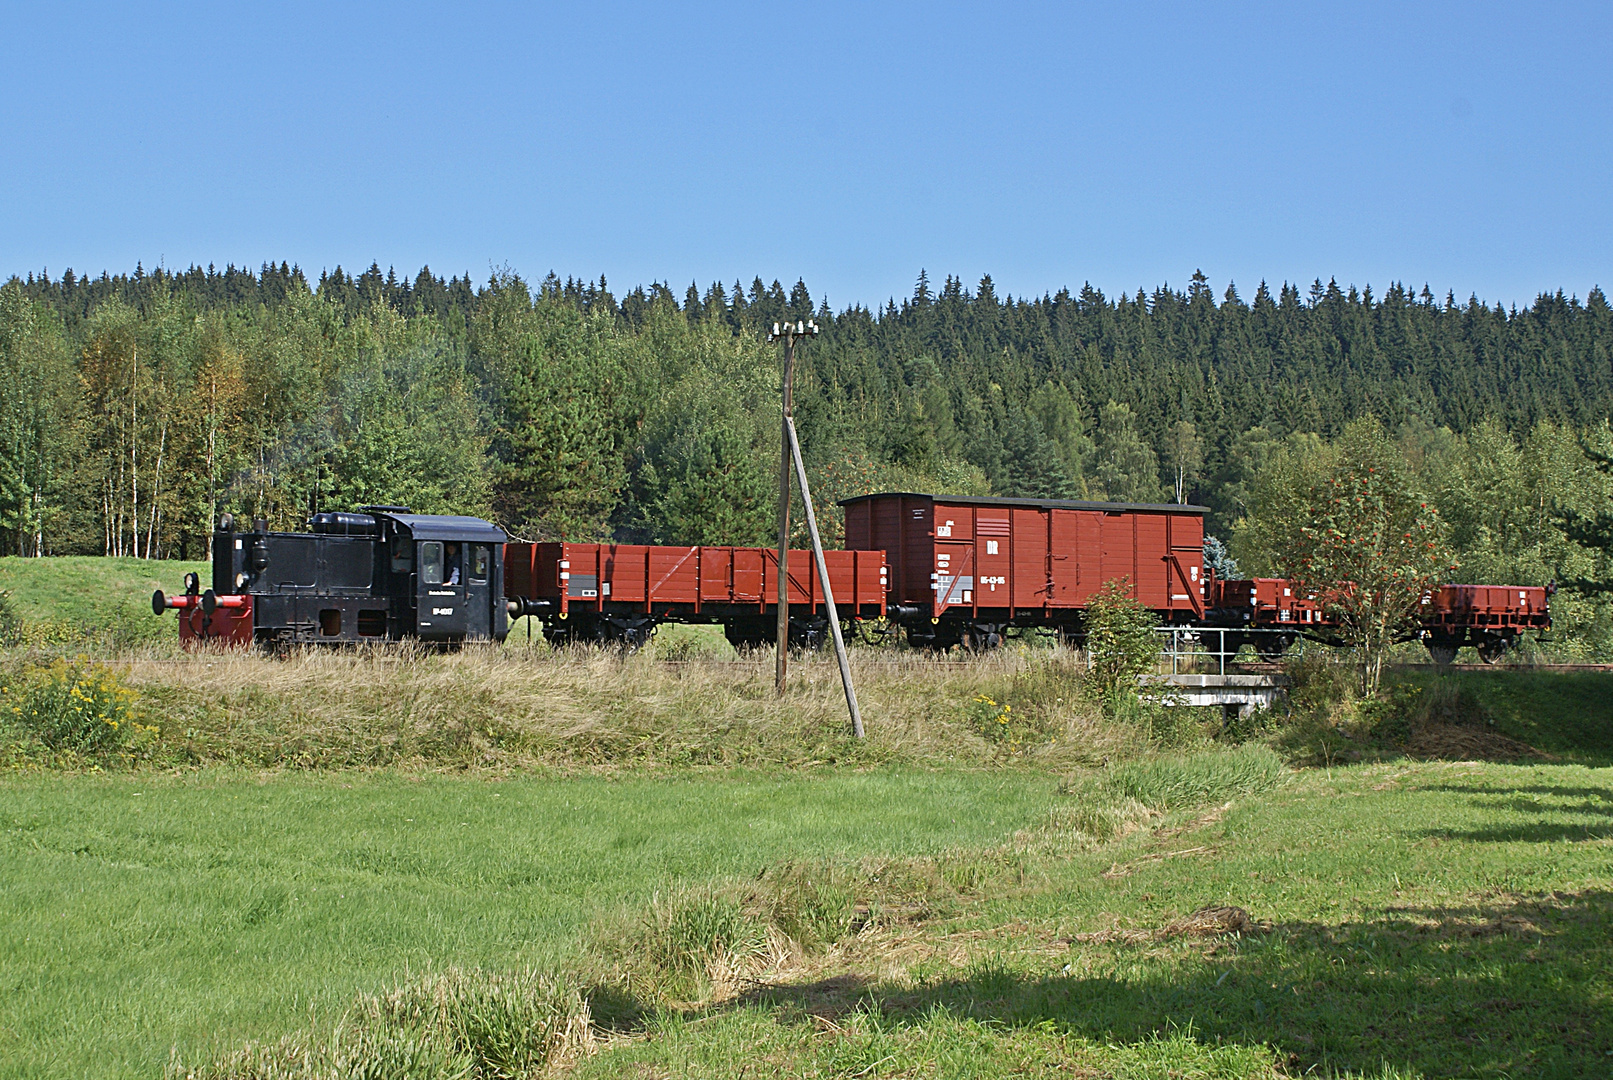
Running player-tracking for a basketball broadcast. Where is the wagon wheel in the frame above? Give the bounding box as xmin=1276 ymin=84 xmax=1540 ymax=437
xmin=612 ymin=624 xmax=655 ymax=653
xmin=907 ymin=623 xmax=963 ymax=652
xmin=723 ymin=617 xmax=771 ymax=652
xmin=1425 ymin=642 xmax=1458 ymax=666
xmin=961 ymin=625 xmax=1004 ymax=652
xmin=544 ymin=615 xmax=600 ymax=649
xmin=1255 ymin=634 xmax=1295 ymax=661
xmin=1475 ymin=635 xmax=1511 ymax=665
xmin=723 ymin=630 xmax=768 ymax=652
xmin=1215 ymin=632 xmax=1248 ymax=660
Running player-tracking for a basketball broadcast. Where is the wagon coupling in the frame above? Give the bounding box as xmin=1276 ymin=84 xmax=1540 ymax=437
xmin=507 ymin=597 xmax=554 ymax=618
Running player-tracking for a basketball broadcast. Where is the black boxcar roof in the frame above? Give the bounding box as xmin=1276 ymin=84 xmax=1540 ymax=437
xmin=836 ymin=492 xmax=1209 ymax=515
xmin=375 ymin=512 xmax=508 ymax=543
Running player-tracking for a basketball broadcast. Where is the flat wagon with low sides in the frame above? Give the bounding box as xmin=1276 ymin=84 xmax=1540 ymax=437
xmin=1201 ymin=575 xmax=1552 ymax=664
xmin=1418 ymin=584 xmax=1553 ymax=663
xmin=154 ymin=508 xmax=512 ymax=647
xmin=839 ymin=492 xmax=1207 ymax=648
xmin=504 ymin=541 xmax=887 ymax=649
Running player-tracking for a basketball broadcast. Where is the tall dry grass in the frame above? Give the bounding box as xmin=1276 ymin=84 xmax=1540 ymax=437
xmin=95 ymin=643 xmax=1139 ymax=772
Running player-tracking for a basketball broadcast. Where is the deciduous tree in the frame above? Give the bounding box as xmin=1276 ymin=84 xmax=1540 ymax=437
xmin=1245 ymin=417 xmax=1451 ymax=694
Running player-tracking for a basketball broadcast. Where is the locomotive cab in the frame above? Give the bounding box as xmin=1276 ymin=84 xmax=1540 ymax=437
xmin=384 ymin=512 xmax=508 ymax=642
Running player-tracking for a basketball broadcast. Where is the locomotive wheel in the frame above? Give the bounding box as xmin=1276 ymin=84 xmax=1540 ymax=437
xmin=1425 ymin=642 xmax=1459 ymax=666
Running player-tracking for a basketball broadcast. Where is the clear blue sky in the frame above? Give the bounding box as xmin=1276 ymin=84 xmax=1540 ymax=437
xmin=3 ymin=2 xmax=1608 ymax=309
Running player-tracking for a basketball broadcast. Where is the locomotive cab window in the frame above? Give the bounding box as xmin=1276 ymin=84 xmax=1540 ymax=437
xmin=391 ymin=535 xmax=413 ymax=572
xmin=470 ymin=545 xmax=489 ymax=583
xmin=421 ymin=541 xmax=445 ymax=585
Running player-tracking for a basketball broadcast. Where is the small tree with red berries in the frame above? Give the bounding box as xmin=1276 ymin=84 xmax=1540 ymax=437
xmin=1245 ymin=418 xmax=1452 ymax=696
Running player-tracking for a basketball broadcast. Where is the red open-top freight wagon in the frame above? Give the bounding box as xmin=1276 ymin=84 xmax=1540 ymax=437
xmin=1419 ymin=584 xmax=1552 ymax=662
xmin=504 ymin=541 xmax=887 ymax=648
xmin=840 ymin=492 xmax=1207 ymax=648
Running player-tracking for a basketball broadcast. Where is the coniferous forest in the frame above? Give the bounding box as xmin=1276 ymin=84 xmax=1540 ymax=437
xmin=3 ymin=261 xmax=1613 ymax=650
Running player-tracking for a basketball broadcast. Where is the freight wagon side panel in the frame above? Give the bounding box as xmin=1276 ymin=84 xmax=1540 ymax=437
xmin=761 ymin=550 xmax=819 ymax=608
xmin=646 ymin=546 xmax=700 ymax=604
xmin=1071 ymin=511 xmax=1104 ymax=605
xmin=822 ymin=550 xmax=882 ymax=611
xmin=902 ymin=497 xmax=936 ymax=607
xmin=699 ymin=548 xmax=732 ymax=603
xmin=934 ymin=539 xmax=973 ymax=611
xmin=971 ymin=509 xmax=1012 ymax=608
xmin=1099 ymin=511 xmax=1136 ymax=595
xmin=867 ymin=496 xmax=903 ymax=601
xmin=505 ymin=542 xmax=537 ymax=598
xmin=505 ymin=542 xmax=566 ymax=599
xmin=566 ymin=544 xmax=604 ymax=606
xmin=1429 ymin=584 xmax=1551 ymax=628
xmin=1165 ymin=512 xmax=1205 ymax=616
xmin=1134 ymin=513 xmax=1171 ymax=608
xmin=843 ymin=501 xmax=871 ymax=553
xmin=730 ymin=549 xmax=761 ymax=603
xmin=855 ymin=551 xmax=888 ymax=611
xmin=930 ymin=502 xmax=973 ymax=610
xmin=1008 ymin=507 xmax=1045 ymax=610
xmin=1048 ymin=509 xmax=1082 ymax=606
xmin=848 ymin=495 xmax=922 ymax=605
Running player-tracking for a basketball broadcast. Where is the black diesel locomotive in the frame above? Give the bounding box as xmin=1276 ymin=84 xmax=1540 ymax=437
xmin=154 ymin=507 xmax=514 ymax=646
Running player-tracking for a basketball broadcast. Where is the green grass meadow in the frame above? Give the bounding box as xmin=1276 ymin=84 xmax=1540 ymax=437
xmin=0 ymin=770 xmax=1052 ymax=1078
xmin=4 ymin=754 xmax=1610 ymax=1078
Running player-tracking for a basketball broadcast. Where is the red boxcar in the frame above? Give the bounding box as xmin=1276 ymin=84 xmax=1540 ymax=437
xmin=505 ymin=541 xmax=887 ymax=648
xmin=840 ymin=492 xmax=1206 ymax=647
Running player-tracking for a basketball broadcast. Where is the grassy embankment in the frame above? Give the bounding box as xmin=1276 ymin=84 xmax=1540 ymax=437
xmin=0 ymin=556 xmax=1609 ymax=1078
xmin=0 ymin=556 xmax=210 ymax=647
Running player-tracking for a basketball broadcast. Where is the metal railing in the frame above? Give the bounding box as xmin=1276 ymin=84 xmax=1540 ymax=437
xmin=1156 ymin=626 xmax=1305 ymax=676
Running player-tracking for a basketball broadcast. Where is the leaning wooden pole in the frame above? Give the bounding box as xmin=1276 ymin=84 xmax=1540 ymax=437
xmin=786 ymin=416 xmax=865 ymax=738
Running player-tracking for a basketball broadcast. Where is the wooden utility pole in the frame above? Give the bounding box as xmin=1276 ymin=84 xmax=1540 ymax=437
xmin=768 ymin=320 xmax=863 ymax=736
xmin=771 ymin=320 xmax=810 ymax=695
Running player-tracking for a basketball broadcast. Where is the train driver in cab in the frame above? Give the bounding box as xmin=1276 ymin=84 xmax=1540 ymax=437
xmin=444 ymin=542 xmax=462 ymax=586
